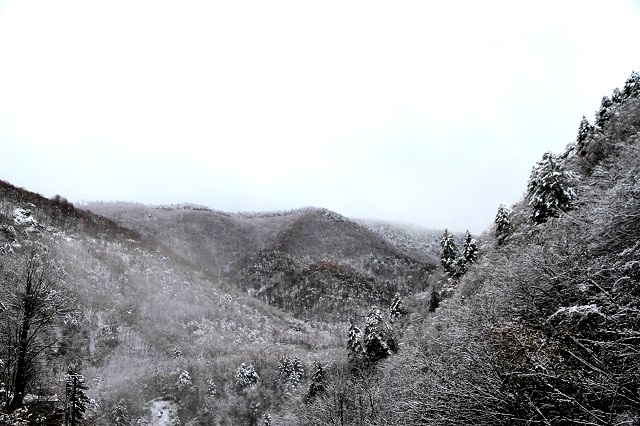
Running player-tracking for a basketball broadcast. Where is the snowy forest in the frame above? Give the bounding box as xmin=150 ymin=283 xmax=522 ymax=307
xmin=0 ymin=71 xmax=639 ymax=425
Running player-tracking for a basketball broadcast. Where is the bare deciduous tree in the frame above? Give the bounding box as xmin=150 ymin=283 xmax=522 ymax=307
xmin=0 ymin=246 xmax=67 ymax=412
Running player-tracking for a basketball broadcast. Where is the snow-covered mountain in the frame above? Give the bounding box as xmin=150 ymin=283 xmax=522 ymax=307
xmin=2 ymin=71 xmax=638 ymax=425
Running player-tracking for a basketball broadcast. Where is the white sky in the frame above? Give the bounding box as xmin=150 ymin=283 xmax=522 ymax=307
xmin=1 ymin=1 xmax=639 ymax=233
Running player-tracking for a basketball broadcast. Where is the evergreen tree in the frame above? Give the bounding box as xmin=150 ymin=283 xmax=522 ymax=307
xmin=306 ymin=361 xmax=325 ymax=402
xmin=262 ymin=413 xmax=272 ymax=426
xmin=388 ymin=293 xmax=407 ymax=323
xmin=611 ymin=87 xmax=623 ymax=104
xmin=235 ymin=363 xmax=260 ymax=393
xmin=621 ymin=70 xmax=640 ymax=101
xmin=110 ymin=398 xmax=131 ymax=426
xmin=526 ymin=152 xmax=577 ymax=224
xmin=346 ymin=318 xmax=365 ymax=362
xmin=494 ymin=204 xmax=513 ymax=245
xmin=595 ymin=95 xmax=613 ymax=129
xmin=440 ymin=229 xmax=460 ymax=275
xmin=64 ymin=366 xmax=90 ymax=426
xmin=205 ymin=377 xmax=217 ymax=397
xmin=278 ymin=355 xmax=304 ymax=395
xmin=363 ymin=308 xmax=396 ymax=363
xmin=462 ymin=230 xmax=478 ymax=264
xmin=576 ymin=116 xmax=594 ymax=156
xmin=176 ymin=370 xmax=193 ymax=392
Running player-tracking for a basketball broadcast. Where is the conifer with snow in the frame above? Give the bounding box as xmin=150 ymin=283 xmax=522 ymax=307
xmin=205 ymin=377 xmax=217 ymax=397
xmin=462 ymin=230 xmax=478 ymax=264
xmin=364 ymin=308 xmax=396 ymax=363
xmin=440 ymin=229 xmax=460 ymax=275
xmin=64 ymin=367 xmax=90 ymax=425
xmin=526 ymin=152 xmax=577 ymax=224
xmin=611 ymin=87 xmax=624 ymax=104
xmin=346 ymin=319 xmax=365 ymax=362
xmin=576 ymin=116 xmax=594 ymax=156
xmin=262 ymin=413 xmax=272 ymax=426
xmin=494 ymin=204 xmax=513 ymax=245
xmin=621 ymin=70 xmax=640 ymax=101
xmin=595 ymin=95 xmax=613 ymax=129
xmin=306 ymin=361 xmax=325 ymax=402
xmin=111 ymin=398 xmax=131 ymax=426
xmin=235 ymin=363 xmax=260 ymax=393
xmin=176 ymin=370 xmax=193 ymax=392
xmin=389 ymin=292 xmax=407 ymax=323
xmin=278 ymin=355 xmax=304 ymax=395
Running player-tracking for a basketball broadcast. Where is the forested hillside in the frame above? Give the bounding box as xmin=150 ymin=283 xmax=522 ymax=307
xmin=1 ymin=71 xmax=638 ymax=425
xmin=0 ymin=180 xmax=438 ymax=424
xmin=85 ymin=203 xmax=437 ymax=321
xmin=297 ymin=71 xmax=640 ymax=425
xmin=1 ymin=182 xmax=352 ymax=425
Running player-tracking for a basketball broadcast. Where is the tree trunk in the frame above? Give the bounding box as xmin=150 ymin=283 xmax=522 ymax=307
xmin=8 ymin=259 xmax=35 ymax=412
xmin=8 ymin=313 xmax=31 ymax=411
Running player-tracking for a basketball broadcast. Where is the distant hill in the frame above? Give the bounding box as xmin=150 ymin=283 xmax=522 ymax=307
xmin=354 ymin=218 xmax=444 ymax=262
xmin=85 ymin=203 xmax=438 ymax=321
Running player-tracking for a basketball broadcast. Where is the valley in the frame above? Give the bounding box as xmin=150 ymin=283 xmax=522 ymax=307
xmin=1 ymin=71 xmax=639 ymax=424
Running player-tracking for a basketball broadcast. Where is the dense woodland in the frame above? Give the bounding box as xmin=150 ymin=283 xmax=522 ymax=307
xmin=0 ymin=72 xmax=639 ymax=425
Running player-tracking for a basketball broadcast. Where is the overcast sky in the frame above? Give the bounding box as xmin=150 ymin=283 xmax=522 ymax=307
xmin=1 ymin=1 xmax=639 ymax=233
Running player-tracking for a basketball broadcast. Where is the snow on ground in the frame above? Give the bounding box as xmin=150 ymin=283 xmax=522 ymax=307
xmin=548 ymin=304 xmax=605 ymax=324
xmin=550 ymin=304 xmax=602 ymax=317
xmin=13 ymin=208 xmax=38 ymax=227
xmin=147 ymin=398 xmax=180 ymax=426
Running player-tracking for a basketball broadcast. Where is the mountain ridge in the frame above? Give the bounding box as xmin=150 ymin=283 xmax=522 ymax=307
xmin=85 ymin=201 xmax=439 ymax=321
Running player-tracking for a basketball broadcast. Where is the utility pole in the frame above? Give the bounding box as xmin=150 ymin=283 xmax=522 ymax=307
xmin=65 ymin=373 xmax=85 ymax=426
